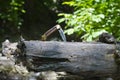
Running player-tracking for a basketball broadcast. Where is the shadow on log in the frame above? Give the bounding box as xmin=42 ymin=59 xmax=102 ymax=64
xmin=16 ymin=41 xmax=120 ymax=78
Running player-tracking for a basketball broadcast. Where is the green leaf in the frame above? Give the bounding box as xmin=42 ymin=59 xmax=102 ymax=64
xmin=64 ymin=28 xmax=74 ymax=35
xmin=21 ymin=9 xmax=26 ymax=13
xmin=57 ymin=18 xmax=65 ymax=23
xmin=98 ymin=14 xmax=105 ymax=19
xmin=62 ymin=1 xmax=75 ymax=6
xmin=86 ymin=35 xmax=93 ymax=41
xmin=92 ymin=30 xmax=107 ymax=38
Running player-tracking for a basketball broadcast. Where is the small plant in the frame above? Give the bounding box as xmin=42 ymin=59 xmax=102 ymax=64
xmin=0 ymin=0 xmax=25 ymax=31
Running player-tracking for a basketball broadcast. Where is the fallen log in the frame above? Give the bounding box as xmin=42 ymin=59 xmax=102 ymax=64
xmin=16 ymin=41 xmax=120 ymax=78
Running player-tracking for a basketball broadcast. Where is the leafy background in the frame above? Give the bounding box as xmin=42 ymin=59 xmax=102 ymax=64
xmin=57 ymin=0 xmax=120 ymax=41
xmin=0 ymin=0 xmax=120 ymax=42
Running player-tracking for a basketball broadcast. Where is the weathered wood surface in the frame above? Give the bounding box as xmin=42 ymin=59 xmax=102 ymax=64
xmin=18 ymin=41 xmax=120 ymax=77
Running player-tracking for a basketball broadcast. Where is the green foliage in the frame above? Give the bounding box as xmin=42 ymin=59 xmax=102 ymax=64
xmin=57 ymin=0 xmax=120 ymax=41
xmin=0 ymin=0 xmax=25 ymax=30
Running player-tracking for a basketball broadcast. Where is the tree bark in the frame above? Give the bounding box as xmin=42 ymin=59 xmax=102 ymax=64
xmin=17 ymin=41 xmax=120 ymax=77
